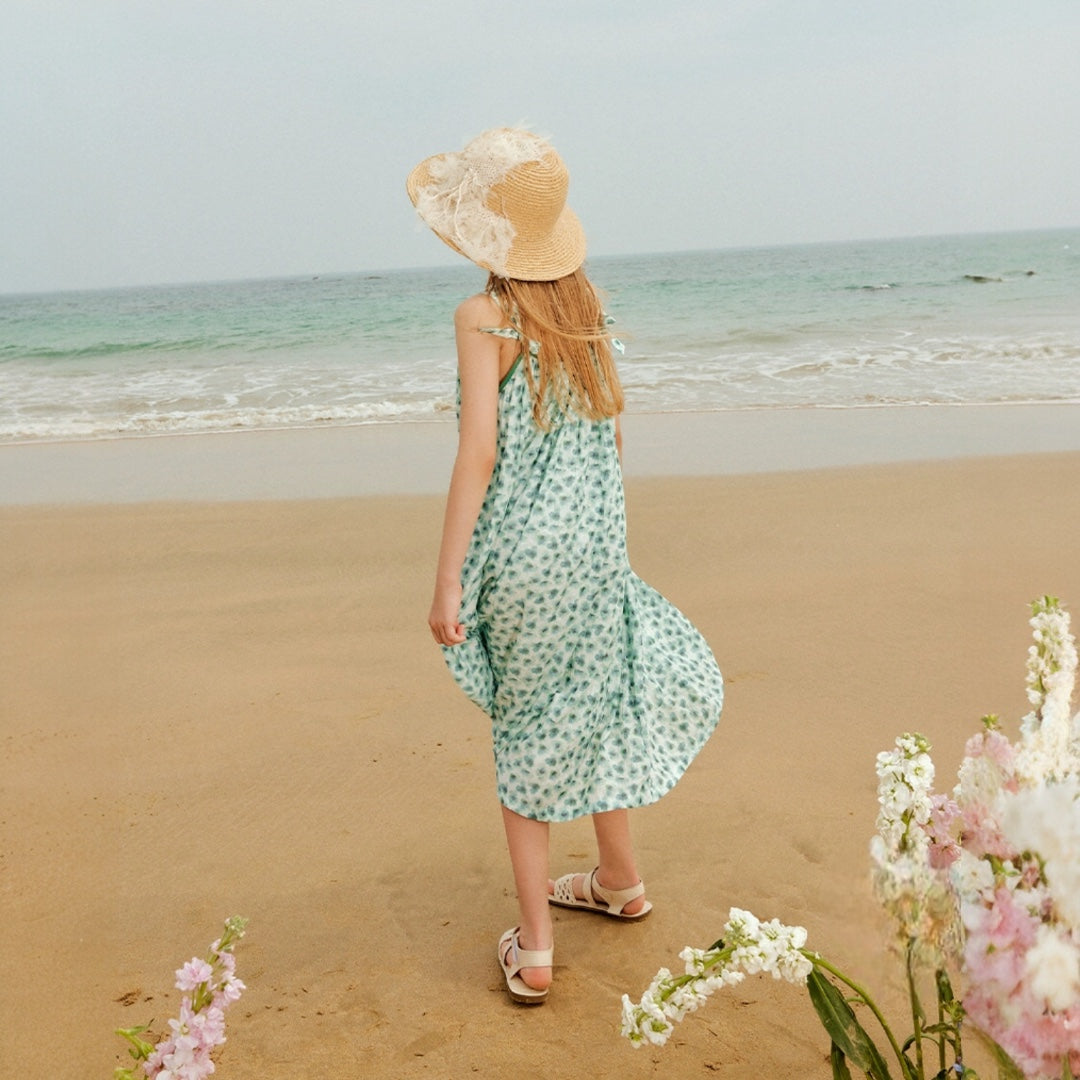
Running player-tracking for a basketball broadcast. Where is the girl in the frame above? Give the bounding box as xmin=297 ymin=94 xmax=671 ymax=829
xmin=408 ymin=128 xmax=723 ymax=1005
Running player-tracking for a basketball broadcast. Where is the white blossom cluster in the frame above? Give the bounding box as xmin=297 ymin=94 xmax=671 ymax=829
xmin=1001 ymin=779 xmax=1080 ymax=936
xmin=950 ymin=846 xmax=996 ymax=906
xmin=723 ymin=908 xmax=813 ymax=983
xmin=1016 ymin=597 xmax=1080 ymax=785
xmin=873 ymin=733 xmax=934 ymax=855
xmin=955 ymin=747 xmax=1009 ymax=812
xmin=870 ymin=733 xmax=960 ymax=960
xmin=621 ymin=908 xmax=812 ymax=1048
xmin=1025 ymin=923 xmax=1080 ymax=1013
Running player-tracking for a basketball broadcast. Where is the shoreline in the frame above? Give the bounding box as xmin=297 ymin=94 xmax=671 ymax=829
xmin=2 ymin=401 xmax=1080 ymax=506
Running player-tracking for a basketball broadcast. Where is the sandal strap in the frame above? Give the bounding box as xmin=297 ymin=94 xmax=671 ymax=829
xmin=514 ymin=943 xmax=553 ymax=967
xmin=552 ymin=872 xmax=587 ymax=907
xmin=589 ymin=871 xmax=645 ymax=916
xmin=504 ymin=929 xmax=553 ymax=971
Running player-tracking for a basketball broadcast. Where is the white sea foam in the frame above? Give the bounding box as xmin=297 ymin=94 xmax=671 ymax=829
xmin=2 ymin=230 xmax=1078 ymax=441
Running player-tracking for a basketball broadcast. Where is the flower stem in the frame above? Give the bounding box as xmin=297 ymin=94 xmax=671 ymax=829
xmin=807 ymin=952 xmax=910 ymax=1074
xmin=905 ymin=944 xmax=924 ymax=1079
xmin=935 ymin=973 xmax=949 ymax=1078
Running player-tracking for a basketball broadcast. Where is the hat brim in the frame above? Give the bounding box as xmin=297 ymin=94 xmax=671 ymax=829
xmin=406 ymin=154 xmax=586 ymax=281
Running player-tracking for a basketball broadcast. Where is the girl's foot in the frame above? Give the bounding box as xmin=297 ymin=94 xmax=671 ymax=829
xmin=514 ymin=926 xmax=552 ymax=991
xmin=547 ymin=869 xmax=650 ymax=917
xmin=498 ymin=927 xmax=552 ymax=1003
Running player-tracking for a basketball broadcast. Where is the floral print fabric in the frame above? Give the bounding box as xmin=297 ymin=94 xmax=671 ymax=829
xmin=443 ymin=326 xmax=723 ymax=822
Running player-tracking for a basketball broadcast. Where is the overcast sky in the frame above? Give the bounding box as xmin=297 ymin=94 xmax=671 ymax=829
xmin=3 ymin=1 xmax=1079 ymax=294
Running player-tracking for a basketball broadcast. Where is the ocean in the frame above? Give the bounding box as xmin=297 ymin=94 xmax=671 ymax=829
xmin=1 ymin=228 xmax=1078 ymax=443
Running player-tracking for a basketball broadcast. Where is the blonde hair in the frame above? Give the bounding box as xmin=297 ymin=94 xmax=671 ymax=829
xmin=486 ymin=269 xmax=624 ymax=427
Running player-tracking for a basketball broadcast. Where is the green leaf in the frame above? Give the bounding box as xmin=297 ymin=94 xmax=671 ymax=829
xmin=935 ymin=968 xmax=956 ymax=1008
xmin=807 ymin=969 xmax=894 ymax=1080
xmin=918 ymin=1021 xmax=957 ymax=1038
xmin=830 ymin=1043 xmax=854 ymax=1080
xmin=1063 ymin=1056 xmax=1075 ymax=1080
xmin=115 ymin=1024 xmax=155 ymax=1060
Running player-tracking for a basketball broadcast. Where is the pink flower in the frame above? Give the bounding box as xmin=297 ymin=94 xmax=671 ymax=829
xmin=175 ymin=958 xmax=213 ymax=992
xmin=193 ymin=1005 xmax=227 ymax=1048
xmin=961 ymin=885 xmax=1080 ymax=1075
xmin=212 ymin=975 xmax=245 ymax=1007
xmin=143 ymin=1045 xmax=166 ymax=1075
xmin=958 ymin=799 xmax=1015 ymax=860
xmin=1000 ymin=1007 xmax=1080 ymax=1079
xmin=963 ymin=887 xmax=1038 ymax=996
xmin=965 ymin=729 xmax=1017 ymax=775
xmin=926 ymin=793 xmax=962 ymax=868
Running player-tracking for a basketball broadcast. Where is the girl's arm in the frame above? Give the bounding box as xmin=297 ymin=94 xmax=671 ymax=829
xmin=427 ymin=295 xmax=502 ymax=646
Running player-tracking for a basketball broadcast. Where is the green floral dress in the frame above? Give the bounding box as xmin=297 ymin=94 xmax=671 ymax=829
xmin=444 ymin=325 xmax=723 ymax=822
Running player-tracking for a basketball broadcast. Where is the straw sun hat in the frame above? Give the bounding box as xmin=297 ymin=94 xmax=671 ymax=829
xmin=406 ymin=127 xmax=586 ymax=281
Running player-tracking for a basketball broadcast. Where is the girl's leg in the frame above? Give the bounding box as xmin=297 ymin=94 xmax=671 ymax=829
xmin=500 ymin=804 xmax=553 ymax=991
xmin=593 ymin=808 xmax=648 ymax=914
xmin=548 ymin=808 xmax=647 ymax=915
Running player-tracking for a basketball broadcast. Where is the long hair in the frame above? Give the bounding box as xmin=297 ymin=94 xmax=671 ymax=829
xmin=486 ymin=268 xmax=624 ymax=427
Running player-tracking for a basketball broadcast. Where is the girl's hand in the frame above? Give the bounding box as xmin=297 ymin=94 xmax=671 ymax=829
xmin=428 ymin=293 xmax=501 ymax=650
xmin=428 ymin=580 xmax=466 ymax=646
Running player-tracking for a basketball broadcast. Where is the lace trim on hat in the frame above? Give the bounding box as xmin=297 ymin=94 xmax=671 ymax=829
xmin=413 ymin=129 xmax=550 ymax=276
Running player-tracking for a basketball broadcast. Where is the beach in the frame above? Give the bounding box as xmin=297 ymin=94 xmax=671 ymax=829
xmin=4 ymin=410 xmax=1080 ymax=1077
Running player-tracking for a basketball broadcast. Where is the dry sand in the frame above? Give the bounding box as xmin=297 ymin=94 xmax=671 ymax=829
xmin=3 ymin=444 xmax=1080 ymax=1077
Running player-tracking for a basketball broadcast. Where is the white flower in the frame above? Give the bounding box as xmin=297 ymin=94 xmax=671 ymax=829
xmin=1025 ymin=924 xmax=1080 ymax=1012
xmin=622 ymin=909 xmax=812 ymax=1047
xmin=955 ymin=753 xmax=1006 ymax=808
xmin=869 ymin=733 xmax=962 ymax=959
xmin=1000 ymin=779 xmax=1080 ymax=864
xmin=950 ymin=848 xmax=995 ymax=906
xmin=1026 ymin=599 xmax=1076 ymax=689
xmin=874 ymin=735 xmax=936 ymax=860
xmin=1000 ymin=779 xmax=1080 ymax=931
xmin=621 ymin=989 xmax=675 ymax=1047
xmin=1018 ymin=597 xmax=1079 ymax=783
xmin=725 ymin=909 xmax=812 ymax=984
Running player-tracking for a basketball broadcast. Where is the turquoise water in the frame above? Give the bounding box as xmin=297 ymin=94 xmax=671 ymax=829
xmin=1 ymin=228 xmax=1077 ymax=442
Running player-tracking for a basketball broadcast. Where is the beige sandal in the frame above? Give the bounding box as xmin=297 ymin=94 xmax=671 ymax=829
xmin=498 ymin=927 xmax=552 ymax=1005
xmin=548 ymin=868 xmax=653 ymax=919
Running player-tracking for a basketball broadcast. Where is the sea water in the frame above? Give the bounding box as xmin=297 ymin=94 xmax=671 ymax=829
xmin=1 ymin=228 xmax=1077 ymax=443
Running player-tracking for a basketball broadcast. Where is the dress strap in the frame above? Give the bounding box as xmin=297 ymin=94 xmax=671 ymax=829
xmin=480 ymin=322 xmax=541 ymax=361
xmin=477 ymin=325 xmax=527 ymax=390
xmin=604 ymin=313 xmax=626 ymax=355
xmin=479 ymin=315 xmax=624 ymax=355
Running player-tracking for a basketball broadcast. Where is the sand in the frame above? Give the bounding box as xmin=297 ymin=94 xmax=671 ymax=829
xmin=3 ymin=423 xmax=1080 ymax=1077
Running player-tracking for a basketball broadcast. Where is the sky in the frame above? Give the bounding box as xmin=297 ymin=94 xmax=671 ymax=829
xmin=3 ymin=1 xmax=1079 ymax=294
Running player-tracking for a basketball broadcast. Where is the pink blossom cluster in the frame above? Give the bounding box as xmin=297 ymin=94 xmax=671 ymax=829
xmin=884 ymin=598 xmax=1080 ymax=1080
xmin=945 ymin=730 xmax=1080 ymax=1079
xmin=142 ymin=921 xmax=247 ymax=1080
